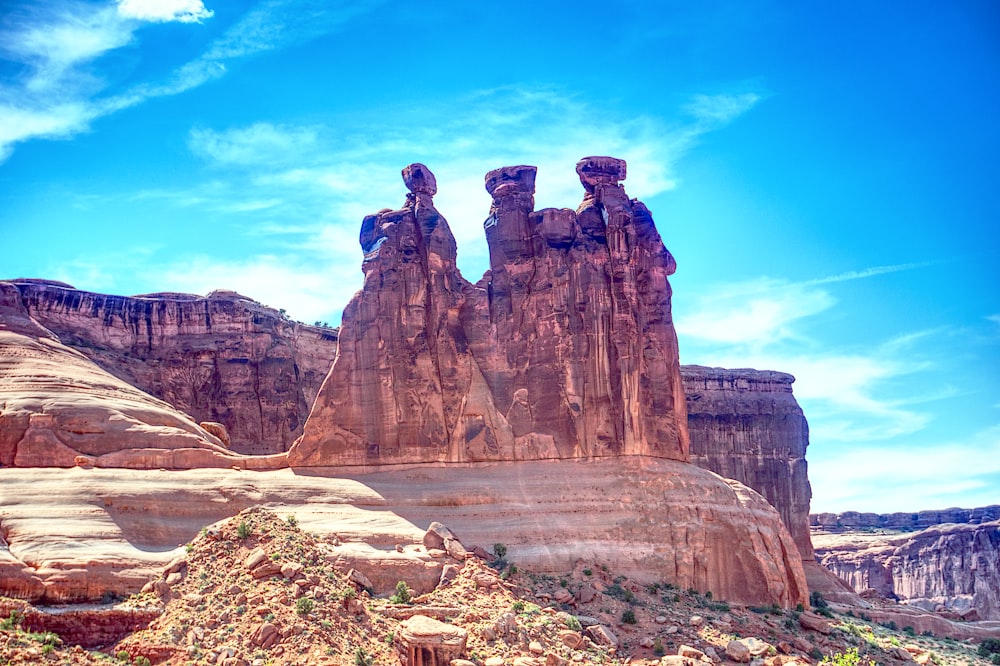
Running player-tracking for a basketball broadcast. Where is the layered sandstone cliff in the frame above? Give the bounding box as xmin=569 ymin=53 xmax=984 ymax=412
xmin=8 ymin=279 xmax=336 ymax=454
xmin=0 ymin=281 xmax=241 ymax=470
xmin=684 ymin=366 xmax=812 ymax=558
xmin=811 ymin=506 xmax=1000 ymax=531
xmin=289 ymin=158 xmax=688 ymax=466
xmin=813 ymin=511 xmax=1000 ymax=620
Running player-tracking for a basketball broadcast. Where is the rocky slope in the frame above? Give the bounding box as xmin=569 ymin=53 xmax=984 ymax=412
xmin=813 ymin=515 xmax=1000 ymax=621
xmin=290 ymin=158 xmax=688 ymax=467
xmin=0 ymin=461 xmax=807 ymax=608
xmin=3 ymin=510 xmax=996 ymax=665
xmin=7 ymin=279 xmax=335 ymax=455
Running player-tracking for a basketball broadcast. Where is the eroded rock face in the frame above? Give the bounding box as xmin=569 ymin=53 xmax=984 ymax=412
xmin=290 ymin=158 xmax=688 ymax=466
xmin=9 ymin=280 xmax=336 ymax=454
xmin=683 ymin=366 xmax=812 ymax=558
xmin=0 ymin=281 xmax=241 ymax=470
xmin=813 ymin=518 xmax=1000 ymax=620
xmin=0 ymin=461 xmax=808 ymax=608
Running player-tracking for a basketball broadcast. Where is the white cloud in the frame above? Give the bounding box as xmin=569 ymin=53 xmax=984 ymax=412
xmin=116 ymin=0 xmax=213 ymax=24
xmin=810 ymin=424 xmax=1000 ymax=513
xmin=0 ymin=0 xmax=381 ymax=162
xmin=676 ymin=268 xmax=945 ymax=444
xmin=188 ymin=123 xmax=320 ymax=166
xmin=684 ymin=92 xmax=762 ymax=126
xmin=676 ymin=277 xmax=835 ymax=346
xmin=178 ymin=86 xmax=762 ymax=291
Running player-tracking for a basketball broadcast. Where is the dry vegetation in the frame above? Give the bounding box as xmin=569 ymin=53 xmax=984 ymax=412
xmin=1 ymin=508 xmax=997 ymax=665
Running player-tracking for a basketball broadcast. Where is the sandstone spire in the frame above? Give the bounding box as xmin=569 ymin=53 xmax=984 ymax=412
xmin=289 ymin=158 xmax=689 ymax=466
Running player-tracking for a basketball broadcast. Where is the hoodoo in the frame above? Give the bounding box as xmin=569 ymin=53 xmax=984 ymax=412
xmin=289 ymin=158 xmax=689 ymax=466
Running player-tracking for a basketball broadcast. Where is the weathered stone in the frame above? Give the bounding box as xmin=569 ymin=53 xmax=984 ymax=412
xmin=814 ymin=518 xmax=1000 ymax=620
xmin=289 ymin=157 xmax=688 ymax=466
xmin=7 ymin=280 xmax=335 ymax=455
xmin=585 ymin=624 xmax=618 ymax=648
xmin=683 ymin=366 xmax=813 ymax=559
xmin=394 ymin=615 xmax=468 ymax=666
xmin=725 ymin=639 xmax=751 ymax=663
xmin=798 ymin=611 xmax=832 ymax=634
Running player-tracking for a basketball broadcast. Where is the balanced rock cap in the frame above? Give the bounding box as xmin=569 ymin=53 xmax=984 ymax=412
xmin=402 ymin=163 xmax=437 ymax=196
xmin=575 ymin=156 xmax=627 ymax=192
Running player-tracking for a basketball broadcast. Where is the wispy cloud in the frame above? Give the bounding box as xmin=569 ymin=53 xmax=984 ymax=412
xmin=810 ymin=424 xmax=1000 ymax=512
xmin=802 ymin=260 xmax=939 ymax=286
xmin=676 ymin=265 xmax=947 ymax=443
xmin=0 ymin=0 xmax=382 ymax=162
xmin=685 ymin=92 xmax=762 ymax=126
xmin=116 ymin=0 xmax=213 ymax=24
xmin=144 ymin=86 xmax=763 ymax=325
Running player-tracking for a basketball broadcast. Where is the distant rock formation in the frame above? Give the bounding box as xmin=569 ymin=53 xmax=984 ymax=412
xmin=0 ymin=281 xmax=241 ymax=470
xmin=8 ymin=280 xmax=335 ymax=454
xmin=684 ymin=366 xmax=813 ymax=559
xmin=289 ymin=158 xmax=689 ymax=466
xmin=813 ymin=518 xmax=1000 ymax=621
xmin=811 ymin=506 xmax=1000 ymax=532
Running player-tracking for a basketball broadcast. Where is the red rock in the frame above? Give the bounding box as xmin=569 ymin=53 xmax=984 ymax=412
xmin=0 ymin=281 xmax=242 ymax=469
xmin=683 ymin=366 xmax=813 ymax=559
xmin=8 ymin=280 xmax=335 ymax=455
xmin=289 ymin=157 xmax=688 ymax=466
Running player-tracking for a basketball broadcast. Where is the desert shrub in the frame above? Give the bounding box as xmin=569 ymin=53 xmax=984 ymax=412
xmin=0 ymin=611 xmax=21 ymax=631
xmin=237 ymin=521 xmax=250 ymax=539
xmin=286 ymin=514 xmax=298 ymax=527
xmin=512 ymin=601 xmax=525 ymax=613
xmin=564 ymin=615 xmax=582 ymax=631
xmin=295 ymin=597 xmax=314 ymax=616
xmin=652 ymin=637 xmax=665 ymax=657
xmin=620 ymin=609 xmax=637 ymax=624
xmin=389 ymin=581 xmax=411 ymax=604
xmin=810 ymin=591 xmax=829 ymax=609
xmin=819 ymin=647 xmax=874 ymax=665
xmin=979 ymin=638 xmax=1000 ymax=658
xmin=354 ymin=647 xmax=373 ymax=666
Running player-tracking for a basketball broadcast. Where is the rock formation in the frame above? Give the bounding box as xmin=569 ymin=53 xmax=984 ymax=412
xmin=0 ymin=280 xmax=243 ymax=470
xmin=811 ymin=506 xmax=1000 ymax=532
xmin=8 ymin=279 xmax=335 ymax=455
xmin=0 ymin=460 xmax=808 ymax=607
xmin=813 ymin=515 xmax=1000 ymax=620
xmin=289 ymin=158 xmax=688 ymax=466
xmin=684 ymin=366 xmax=813 ymax=559
xmin=1 ymin=282 xmax=816 ymax=558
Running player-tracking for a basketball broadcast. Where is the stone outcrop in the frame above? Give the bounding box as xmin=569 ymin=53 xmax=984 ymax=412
xmin=289 ymin=158 xmax=688 ymax=466
xmin=811 ymin=506 xmax=1000 ymax=532
xmin=813 ymin=518 xmax=1000 ymax=620
xmin=0 ymin=460 xmax=808 ymax=608
xmin=0 ymin=280 xmax=245 ymax=470
xmin=8 ymin=279 xmax=336 ymax=455
xmin=1 ymin=284 xmax=813 ymax=549
xmin=684 ymin=366 xmax=812 ymax=558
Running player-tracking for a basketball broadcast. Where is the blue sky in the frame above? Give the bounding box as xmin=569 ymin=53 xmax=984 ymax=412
xmin=1 ymin=0 xmax=998 ymax=514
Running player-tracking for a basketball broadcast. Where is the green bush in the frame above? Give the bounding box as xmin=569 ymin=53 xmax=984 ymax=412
xmin=389 ymin=581 xmax=411 ymax=604
xmin=295 ymin=597 xmax=314 ymax=616
xmin=237 ymin=521 xmax=250 ymax=539
xmin=810 ymin=591 xmax=829 ymax=609
xmin=819 ymin=647 xmax=874 ymax=666
xmin=354 ymin=647 xmax=373 ymax=666
xmin=979 ymin=638 xmax=1000 ymax=658
xmin=621 ymin=609 xmax=637 ymax=625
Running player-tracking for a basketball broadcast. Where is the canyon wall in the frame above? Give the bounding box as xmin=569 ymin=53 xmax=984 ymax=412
xmin=811 ymin=506 xmax=1000 ymax=532
xmin=813 ymin=519 xmax=1000 ymax=620
xmin=289 ymin=158 xmax=689 ymax=466
xmin=8 ymin=279 xmax=336 ymax=455
xmin=684 ymin=366 xmax=813 ymax=558
xmin=0 ymin=281 xmax=240 ymax=471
